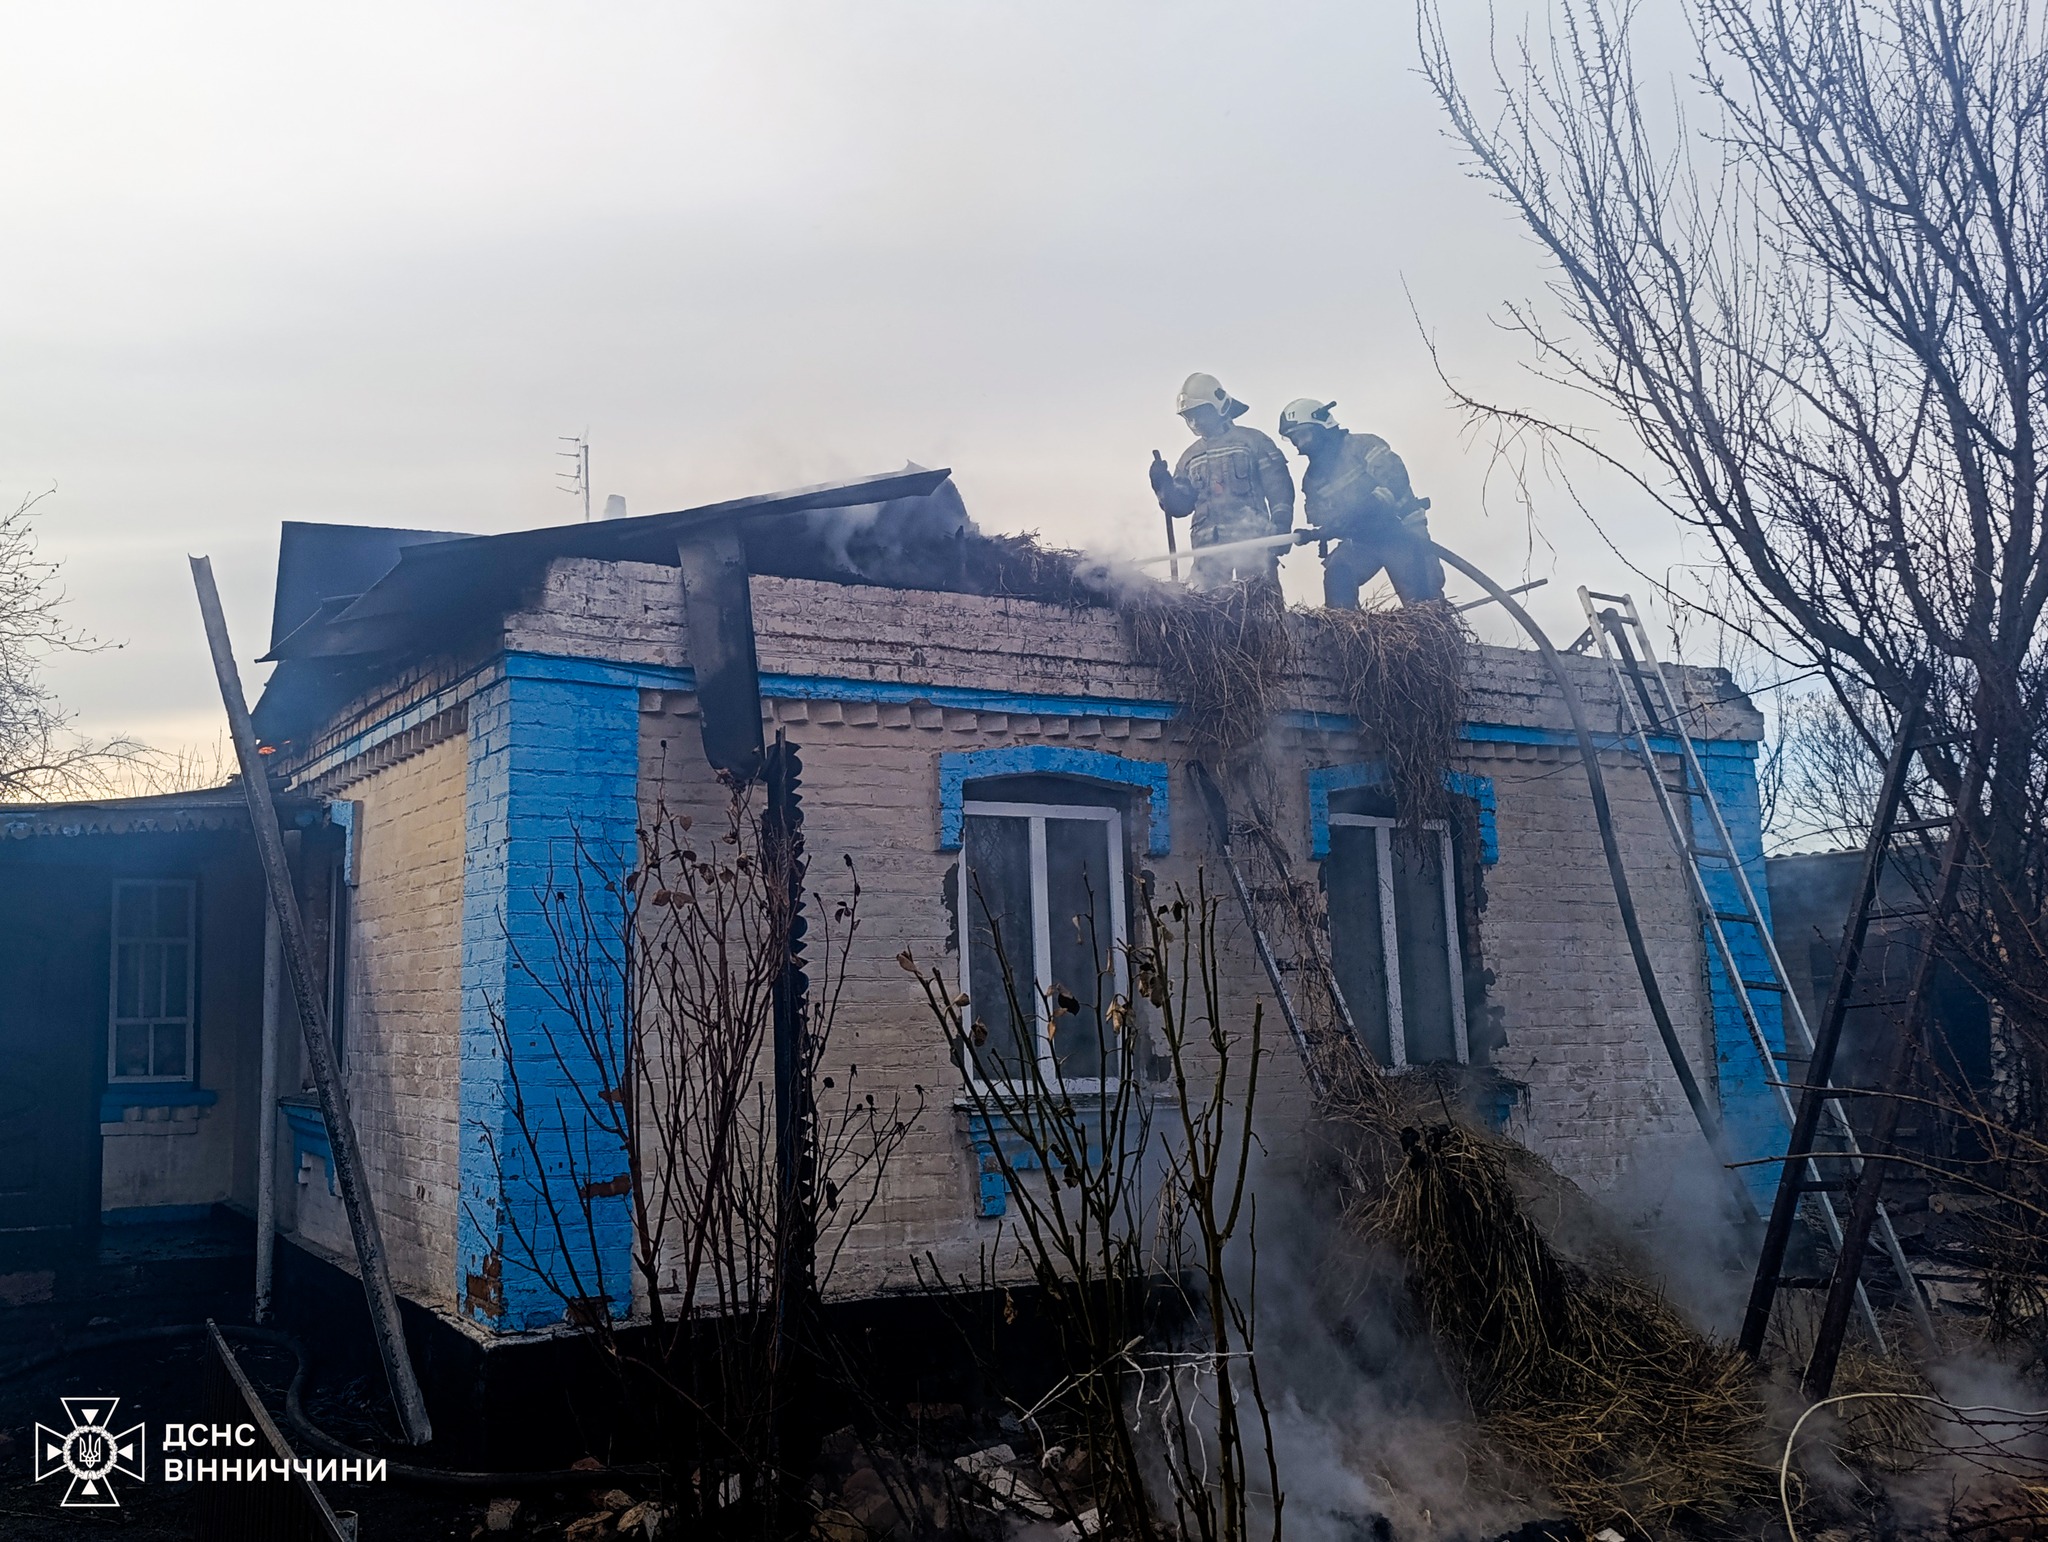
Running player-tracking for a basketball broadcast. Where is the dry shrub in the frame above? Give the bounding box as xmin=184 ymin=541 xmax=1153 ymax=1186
xmin=965 ymin=529 xmax=1106 ymax=604
xmin=1366 ymin=1123 xmax=1773 ymax=1534
xmin=1765 ymin=1297 xmax=1938 ymax=1475
xmin=1317 ymin=599 xmax=1471 ymax=826
xmin=1123 ymin=581 xmax=1295 ymax=757
xmin=1826 ymin=1346 xmax=1939 ymax=1475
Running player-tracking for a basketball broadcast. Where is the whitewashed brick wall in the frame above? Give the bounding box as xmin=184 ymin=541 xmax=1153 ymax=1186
xmin=296 ymin=732 xmax=468 ymax=1308
xmin=308 ymin=554 xmax=1755 ymax=1314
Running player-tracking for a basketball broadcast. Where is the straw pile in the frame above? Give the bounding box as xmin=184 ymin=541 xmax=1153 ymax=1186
xmin=1316 ymin=599 xmax=1472 ymax=827
xmin=1122 ymin=581 xmax=1296 ymax=757
xmin=1360 ymin=1123 xmax=1772 ymax=1533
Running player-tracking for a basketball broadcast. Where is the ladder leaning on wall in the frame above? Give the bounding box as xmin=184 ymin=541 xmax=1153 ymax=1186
xmin=1573 ymin=589 xmax=1934 ymax=1354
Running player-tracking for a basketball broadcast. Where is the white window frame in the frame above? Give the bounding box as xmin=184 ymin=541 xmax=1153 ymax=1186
xmin=107 ymin=877 xmax=198 ymax=1085
xmin=957 ymin=799 xmax=1129 ymax=1091
xmin=1327 ymin=815 xmax=1468 ymax=1068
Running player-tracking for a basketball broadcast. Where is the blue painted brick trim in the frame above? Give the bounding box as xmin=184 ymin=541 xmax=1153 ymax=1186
xmin=279 ymin=1097 xmax=336 ymax=1195
xmin=937 ymin=746 xmax=1172 ymax=855
xmin=318 ymin=649 xmax=1758 ymax=802
xmin=98 ymin=1085 xmax=218 ymax=1122
xmin=1307 ymin=763 xmax=1499 ymax=863
xmin=289 ymin=658 xmax=496 ymax=786
xmin=504 ymin=651 xmax=1183 ymax=724
xmin=458 ymin=669 xmax=639 ymax=1331
xmin=1693 ymin=751 xmax=1786 ymax=1209
xmin=962 ymin=1105 xmax=1109 ymax=1218
xmin=1454 ymin=720 xmax=1757 ymax=760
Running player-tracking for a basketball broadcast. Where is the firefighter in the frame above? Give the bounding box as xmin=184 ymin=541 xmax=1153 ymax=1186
xmin=1277 ymin=398 xmax=1446 ymax=606
xmin=1148 ymin=373 xmax=1295 ymax=592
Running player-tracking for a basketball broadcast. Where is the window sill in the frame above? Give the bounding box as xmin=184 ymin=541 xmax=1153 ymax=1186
xmin=99 ymin=1085 xmax=216 ymax=1125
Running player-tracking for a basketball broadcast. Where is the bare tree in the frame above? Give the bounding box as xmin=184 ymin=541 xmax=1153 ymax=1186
xmin=475 ymin=789 xmax=919 ymax=1534
xmin=0 ymin=489 xmax=141 ymax=799
xmin=1419 ymin=0 xmax=2048 ymax=1171
xmin=905 ymin=873 xmax=1281 ymax=1542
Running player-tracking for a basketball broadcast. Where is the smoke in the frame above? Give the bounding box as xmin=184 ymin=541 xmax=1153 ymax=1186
xmin=1232 ymin=1152 xmax=1546 ymax=1542
xmin=1595 ymin=1132 xmax=1757 ymax=1337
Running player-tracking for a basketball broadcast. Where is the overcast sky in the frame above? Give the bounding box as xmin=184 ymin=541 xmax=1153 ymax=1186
xmin=0 ymin=1 xmax=1709 ymax=753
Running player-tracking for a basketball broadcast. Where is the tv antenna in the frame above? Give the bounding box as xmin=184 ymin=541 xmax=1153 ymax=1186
xmin=557 ymin=432 xmax=591 ymax=521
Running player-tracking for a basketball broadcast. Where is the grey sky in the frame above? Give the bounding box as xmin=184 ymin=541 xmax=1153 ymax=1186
xmin=0 ymin=1 xmax=1700 ymax=751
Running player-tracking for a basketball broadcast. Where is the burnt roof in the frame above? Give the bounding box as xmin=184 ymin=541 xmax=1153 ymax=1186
xmin=250 ymin=467 xmax=1119 ymax=746
xmin=269 ymin=521 xmax=469 ymax=656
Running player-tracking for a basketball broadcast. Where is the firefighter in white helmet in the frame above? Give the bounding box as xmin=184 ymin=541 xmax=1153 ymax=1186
xmin=1148 ymin=373 xmax=1295 ymax=592
xmin=1277 ymin=398 xmax=1446 ymax=607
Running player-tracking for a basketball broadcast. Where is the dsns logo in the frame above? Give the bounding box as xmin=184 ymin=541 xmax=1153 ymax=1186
xmin=34 ymin=1397 xmax=145 ymax=1508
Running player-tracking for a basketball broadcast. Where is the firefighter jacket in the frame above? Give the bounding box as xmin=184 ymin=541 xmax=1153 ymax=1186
xmin=1301 ymin=429 xmax=1426 ymax=541
xmin=1157 ymin=425 xmax=1296 ymax=545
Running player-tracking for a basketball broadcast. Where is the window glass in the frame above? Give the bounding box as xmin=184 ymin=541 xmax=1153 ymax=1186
xmin=963 ymin=814 xmax=1036 ymax=1079
xmin=1325 ymin=818 xmax=1467 ymax=1067
xmin=152 ymin=1026 xmax=188 ymax=1078
xmin=959 ymin=796 xmax=1127 ymax=1086
xmin=329 ymin=864 xmax=352 ymax=1069
xmin=1391 ymin=829 xmax=1458 ymax=1063
xmin=1045 ymin=817 xmax=1116 ymax=1079
xmin=139 ymin=943 xmax=164 ymax=1019
xmin=156 ymin=883 xmax=190 ymax=940
xmin=109 ymin=879 xmax=196 ymax=1083
xmin=114 ymin=1023 xmax=151 ymax=1079
xmin=116 ymin=884 xmax=152 ymax=940
xmin=115 ymin=946 xmax=142 ymax=1020
xmin=1326 ymin=824 xmax=1393 ymax=1065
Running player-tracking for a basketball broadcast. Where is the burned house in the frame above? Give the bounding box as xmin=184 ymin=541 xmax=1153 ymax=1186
xmin=0 ymin=470 xmax=1782 ymax=1357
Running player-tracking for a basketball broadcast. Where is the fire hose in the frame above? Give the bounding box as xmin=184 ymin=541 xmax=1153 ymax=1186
xmin=1428 ymin=541 xmax=1761 ymax=1226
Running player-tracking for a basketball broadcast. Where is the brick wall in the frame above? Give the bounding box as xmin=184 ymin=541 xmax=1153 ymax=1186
xmin=634 ymin=687 xmax=1725 ymax=1296
xmin=1465 ymin=738 xmax=1715 ymax=1186
xmin=297 ymin=733 xmax=469 ymax=1307
xmin=299 ymin=553 xmax=1767 ymax=1319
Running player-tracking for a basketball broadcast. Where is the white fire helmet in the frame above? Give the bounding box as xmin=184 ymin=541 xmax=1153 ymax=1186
xmin=1176 ymin=372 xmax=1250 ymax=420
xmin=1279 ymin=398 xmax=1339 ymax=436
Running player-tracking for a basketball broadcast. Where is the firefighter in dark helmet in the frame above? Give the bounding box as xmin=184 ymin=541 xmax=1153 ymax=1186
xmin=1277 ymin=397 xmax=1445 ymax=607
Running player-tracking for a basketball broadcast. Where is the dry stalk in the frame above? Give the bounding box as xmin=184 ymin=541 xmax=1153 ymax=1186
xmin=1123 ymin=581 xmax=1296 ymax=759
xmin=1330 ymin=1118 xmax=1773 ymax=1534
xmin=1315 ymin=599 xmax=1472 ymax=827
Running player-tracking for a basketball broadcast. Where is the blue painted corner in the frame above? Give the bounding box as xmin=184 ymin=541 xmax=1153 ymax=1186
xmin=1307 ymin=761 xmax=1498 ymax=863
xmin=458 ymin=664 xmax=639 ymax=1330
xmin=938 ymin=745 xmax=1171 ymax=855
xmin=1694 ymin=751 xmax=1786 ymax=1209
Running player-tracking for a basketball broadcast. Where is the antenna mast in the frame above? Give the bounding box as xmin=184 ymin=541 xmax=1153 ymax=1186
xmin=557 ymin=431 xmax=591 ymax=521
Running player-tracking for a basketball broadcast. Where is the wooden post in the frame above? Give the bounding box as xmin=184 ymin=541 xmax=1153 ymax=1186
xmin=1738 ymin=673 xmax=1928 ymax=1359
xmin=255 ymin=904 xmax=281 ymax=1324
xmin=762 ymin=732 xmax=818 ymax=1524
xmin=188 ymin=556 xmax=433 ymax=1445
xmin=1803 ymin=742 xmax=1987 ymax=1399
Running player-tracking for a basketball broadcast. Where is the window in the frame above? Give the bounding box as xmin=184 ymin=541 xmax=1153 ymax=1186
xmin=109 ymin=879 xmax=197 ymax=1082
xmin=957 ymin=797 xmax=1128 ymax=1086
xmin=1326 ymin=817 xmax=1468 ymax=1068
